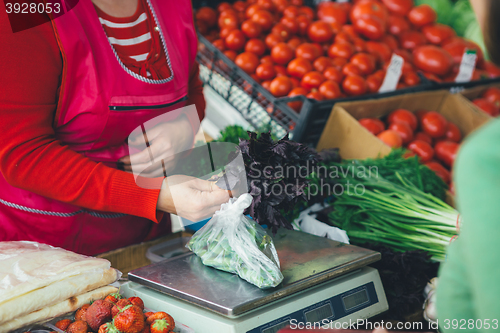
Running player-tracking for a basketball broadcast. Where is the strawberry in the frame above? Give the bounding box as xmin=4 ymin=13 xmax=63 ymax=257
xmin=150 ymin=318 xmax=174 ymax=333
xmin=55 ymin=319 xmax=72 ymax=331
xmin=113 ymin=305 xmax=145 ymax=333
xmin=145 ymin=313 xmax=171 ymax=326
xmin=111 ymin=299 xmax=132 ymax=318
xmin=140 ymin=325 xmax=150 ymax=333
xmin=75 ymin=304 xmax=90 ymax=322
xmin=105 ymin=292 xmax=123 ymax=305
xmin=98 ymin=322 xmax=119 ymax=333
xmin=85 ymin=299 xmax=114 ymax=332
xmin=67 ymin=320 xmax=88 ymax=333
xmin=128 ymin=297 xmax=144 ymax=311
xmin=144 ymin=312 xmax=154 ymax=319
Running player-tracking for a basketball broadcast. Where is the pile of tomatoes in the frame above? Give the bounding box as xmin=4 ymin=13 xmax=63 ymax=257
xmin=359 ymin=109 xmax=460 ymax=185
xmin=195 ymin=0 xmax=500 ymax=112
xmin=470 ymin=86 xmax=500 ymax=117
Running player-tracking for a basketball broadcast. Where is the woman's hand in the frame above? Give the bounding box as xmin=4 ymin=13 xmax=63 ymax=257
xmin=157 ymin=175 xmax=231 ymax=221
xmin=119 ymin=115 xmax=194 ymax=177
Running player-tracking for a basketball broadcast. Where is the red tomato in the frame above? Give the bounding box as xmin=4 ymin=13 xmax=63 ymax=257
xmin=323 ymin=66 xmax=344 ymax=83
xmin=296 ymin=15 xmax=312 ymax=36
xmin=280 ymin=17 xmax=299 ymax=35
xmin=365 ymin=41 xmax=392 ymax=63
xmin=287 ymin=58 xmax=313 ymax=78
xmin=421 ymin=111 xmax=448 ymax=138
xmin=382 ymin=35 xmax=399 ymax=50
xmin=235 ymin=52 xmax=260 ymax=74
xmin=287 ymin=37 xmax=302 ymax=51
xmin=381 ymin=0 xmax=413 ymax=16
xmin=245 ymin=38 xmax=266 ymax=56
xmin=442 ymin=37 xmax=484 ymax=67
xmin=274 ymin=65 xmax=288 ymax=76
xmin=359 ymin=118 xmax=385 ymax=135
xmin=445 ymin=122 xmax=462 ymax=143
xmin=308 ymin=21 xmax=334 ymax=43
xmin=218 ymin=13 xmax=239 ymax=30
xmin=251 ymin=10 xmax=274 ymax=31
xmin=270 ymin=76 xmax=293 ymax=96
xmin=389 ymin=122 xmax=413 ymax=145
xmin=307 ymin=90 xmax=323 ymax=100
xmin=212 ymin=39 xmax=226 ymax=52
xmin=335 ymin=31 xmax=352 ymax=44
xmin=413 ymin=45 xmax=454 ymax=76
xmin=287 ymin=87 xmax=308 ymax=112
xmin=327 ymin=42 xmax=355 ymax=59
xmin=377 ymin=130 xmax=403 ymax=148
xmin=408 ymin=140 xmax=434 ymax=162
xmin=261 ymin=80 xmax=272 ymax=90
xmin=399 ymin=30 xmax=426 ymax=50
xmin=296 ymin=43 xmax=321 ymax=61
xmin=289 ymin=77 xmax=300 ymax=89
xmin=271 ymin=23 xmax=292 ymax=41
xmin=240 ymin=20 xmax=262 ymax=38
xmin=350 ymin=53 xmax=376 ymax=75
xmin=342 ymin=63 xmax=362 ymax=77
xmin=233 ymin=1 xmax=248 ymax=12
xmin=319 ymin=80 xmax=342 ymax=99
xmin=331 ymin=57 xmax=349 ymax=70
xmin=265 ymin=34 xmax=284 ymax=49
xmin=301 ymin=71 xmax=326 ymax=89
xmin=350 ymin=0 xmax=389 ymax=23
xmin=408 ymin=4 xmax=437 ymax=28
xmin=225 ymin=30 xmax=246 ymax=51
xmin=271 ymin=43 xmax=294 ymax=65
xmin=317 ymin=2 xmax=348 ymax=25
xmin=388 ymin=15 xmax=410 ymax=36
xmin=313 ymin=57 xmax=334 ymax=73
xmin=246 ymin=4 xmax=263 ymax=18
xmin=425 ymin=162 xmax=451 ymax=184
xmin=422 ymin=24 xmax=456 ymax=45
xmin=342 ymin=24 xmax=359 ymax=40
xmin=223 ymin=50 xmax=237 ymax=62
xmin=388 ymin=109 xmax=418 ymax=131
xmin=434 ymin=141 xmax=459 ymax=167
xmin=354 ymin=15 xmax=386 ymax=40
xmin=481 ymin=87 xmax=500 ymax=107
xmin=342 ymin=75 xmax=367 ymax=96
xmin=483 ymin=61 xmax=500 ymax=78
xmin=366 ymin=75 xmax=382 ymax=93
xmin=352 ymin=38 xmax=367 ymax=53
xmin=257 ymin=0 xmax=275 ymax=12
xmin=283 ymin=5 xmax=299 ymax=17
xmin=414 ymin=132 xmax=433 ymax=145
xmin=472 ymin=98 xmax=500 ymax=117
xmin=300 ymin=6 xmax=316 ymax=20
xmin=256 ymin=63 xmax=277 ymax=80
xmin=261 ymin=55 xmax=274 ymax=64
xmin=196 ymin=7 xmax=218 ymax=28
xmin=403 ymin=71 xmax=420 ymax=86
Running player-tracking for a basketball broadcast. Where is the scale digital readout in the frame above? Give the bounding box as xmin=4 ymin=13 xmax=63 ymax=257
xmin=126 ymin=229 xmax=388 ymax=333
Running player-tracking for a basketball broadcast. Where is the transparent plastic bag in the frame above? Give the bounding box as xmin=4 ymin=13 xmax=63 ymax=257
xmin=187 ymin=194 xmax=284 ymax=289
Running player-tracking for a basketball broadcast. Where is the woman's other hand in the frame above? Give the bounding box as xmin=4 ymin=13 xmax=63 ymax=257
xmin=156 ymin=175 xmax=230 ymax=221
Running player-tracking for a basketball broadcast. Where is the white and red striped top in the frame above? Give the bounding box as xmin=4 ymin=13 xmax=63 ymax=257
xmin=95 ymin=0 xmax=171 ymax=79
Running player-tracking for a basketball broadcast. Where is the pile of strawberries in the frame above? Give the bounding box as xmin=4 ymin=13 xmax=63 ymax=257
xmin=50 ymin=294 xmax=174 ymax=333
xmin=359 ymin=108 xmax=461 ymax=186
xmin=195 ymin=0 xmax=500 ymax=110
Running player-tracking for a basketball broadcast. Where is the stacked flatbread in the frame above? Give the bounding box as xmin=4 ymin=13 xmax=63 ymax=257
xmin=0 ymin=242 xmax=119 ymax=333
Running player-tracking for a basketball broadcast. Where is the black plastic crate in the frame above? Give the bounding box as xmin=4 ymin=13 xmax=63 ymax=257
xmin=194 ymin=1 xmax=434 ymax=146
xmin=428 ymin=76 xmax=500 ymax=94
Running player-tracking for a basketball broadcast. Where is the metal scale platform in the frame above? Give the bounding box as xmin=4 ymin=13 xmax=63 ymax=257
xmin=122 ymin=229 xmax=388 ymax=333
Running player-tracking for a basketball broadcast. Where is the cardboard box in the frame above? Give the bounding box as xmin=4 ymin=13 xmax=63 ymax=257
xmin=317 ymin=90 xmax=491 ymax=159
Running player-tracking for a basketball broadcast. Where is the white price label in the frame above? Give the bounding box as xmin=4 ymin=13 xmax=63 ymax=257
xmin=455 ymin=49 xmax=477 ymax=83
xmin=378 ymin=53 xmax=404 ymax=93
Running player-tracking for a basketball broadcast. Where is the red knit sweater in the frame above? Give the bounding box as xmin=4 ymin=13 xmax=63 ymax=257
xmin=0 ymin=10 xmax=205 ymax=222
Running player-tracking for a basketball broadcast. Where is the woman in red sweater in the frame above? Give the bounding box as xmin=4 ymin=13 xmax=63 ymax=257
xmin=0 ymin=0 xmax=230 ymax=255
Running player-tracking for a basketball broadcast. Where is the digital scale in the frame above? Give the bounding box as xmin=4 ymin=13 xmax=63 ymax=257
xmin=122 ymin=229 xmax=388 ymax=333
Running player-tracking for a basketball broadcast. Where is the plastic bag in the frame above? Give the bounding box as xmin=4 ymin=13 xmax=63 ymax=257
xmin=187 ymin=194 xmax=284 ymax=289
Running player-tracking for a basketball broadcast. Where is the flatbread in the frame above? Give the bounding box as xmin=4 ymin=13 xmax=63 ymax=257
xmin=0 ymin=242 xmax=111 ymax=303
xmin=0 ymin=285 xmax=118 ymax=333
xmin=0 ymin=268 xmax=118 ymax=325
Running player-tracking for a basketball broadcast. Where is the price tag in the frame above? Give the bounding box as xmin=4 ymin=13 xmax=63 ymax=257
xmin=378 ymin=53 xmax=404 ymax=93
xmin=455 ymin=49 xmax=477 ymax=83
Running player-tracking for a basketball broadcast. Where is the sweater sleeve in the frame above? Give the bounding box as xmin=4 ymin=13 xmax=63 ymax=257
xmin=0 ymin=13 xmax=163 ymax=222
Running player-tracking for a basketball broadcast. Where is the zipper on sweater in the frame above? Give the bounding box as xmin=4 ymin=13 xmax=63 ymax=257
xmin=109 ymin=96 xmax=188 ymax=111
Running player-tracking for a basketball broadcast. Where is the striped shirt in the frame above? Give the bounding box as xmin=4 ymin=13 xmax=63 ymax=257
xmin=95 ymin=0 xmax=171 ymax=79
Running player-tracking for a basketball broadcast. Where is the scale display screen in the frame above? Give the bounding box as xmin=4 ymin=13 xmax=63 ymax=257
xmin=304 ymin=303 xmax=334 ymax=323
xmin=261 ymin=320 xmax=290 ymax=333
xmin=342 ymin=288 xmax=369 ymax=311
